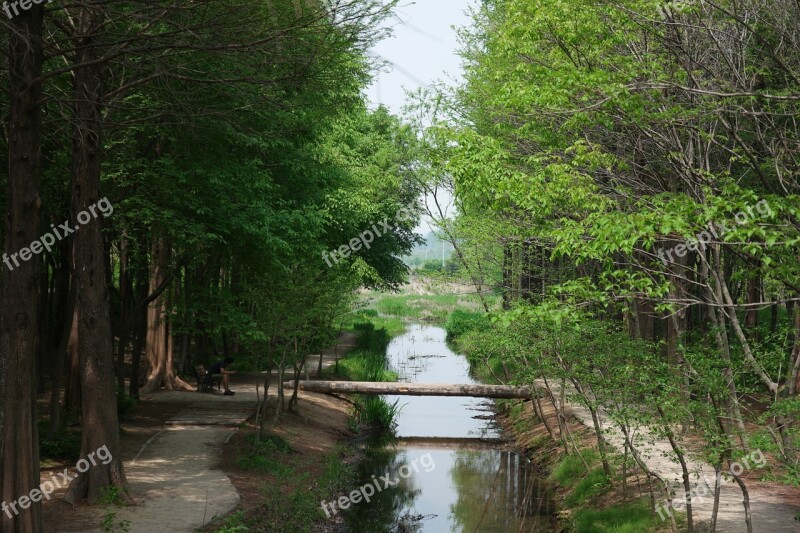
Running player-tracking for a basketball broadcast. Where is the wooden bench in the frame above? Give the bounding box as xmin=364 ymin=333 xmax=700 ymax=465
xmin=194 ymin=365 xmax=222 ymax=392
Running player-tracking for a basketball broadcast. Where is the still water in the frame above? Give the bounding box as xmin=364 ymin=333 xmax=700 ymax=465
xmin=344 ymin=325 xmax=556 ymax=532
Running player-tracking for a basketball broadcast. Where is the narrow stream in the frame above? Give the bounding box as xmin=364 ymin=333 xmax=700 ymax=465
xmin=344 ymin=325 xmax=556 ymax=532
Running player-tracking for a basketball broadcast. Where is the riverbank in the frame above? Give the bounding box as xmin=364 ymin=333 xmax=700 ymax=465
xmin=493 ymin=397 xmax=672 ymax=532
xmin=448 ymin=313 xmax=800 ymax=533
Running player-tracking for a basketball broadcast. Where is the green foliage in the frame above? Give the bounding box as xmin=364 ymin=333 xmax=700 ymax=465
xmin=99 ymin=486 xmax=131 ymax=533
xmin=351 ymin=395 xmax=401 ymax=435
xmin=238 ymin=444 xmax=357 ymax=533
xmin=353 ymin=321 xmax=392 ymax=353
xmin=115 ymin=387 xmax=137 ymax=421
xmin=337 ymin=321 xmax=398 ymax=382
xmin=236 ymin=434 xmax=294 ymax=476
xmin=551 ymin=451 xmax=598 ymax=488
xmin=337 ymin=309 xmax=406 ymax=337
xmin=565 ymin=467 xmax=612 ymax=506
xmin=214 ymin=511 xmax=250 ymax=533
xmin=38 ymin=424 xmax=81 ymax=463
xmin=371 ymin=292 xmax=491 ymax=322
xmin=572 ymin=501 xmax=661 ymax=533
xmin=100 ymin=511 xmax=130 ymax=533
xmin=444 ymin=309 xmax=491 ymax=340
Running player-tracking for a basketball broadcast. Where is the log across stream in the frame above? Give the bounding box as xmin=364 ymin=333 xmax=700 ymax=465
xmin=283 ymin=380 xmax=533 ymax=398
xmin=320 ymin=324 xmax=557 ymax=532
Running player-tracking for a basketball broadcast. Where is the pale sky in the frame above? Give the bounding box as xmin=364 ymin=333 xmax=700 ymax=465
xmin=367 ymin=1 xmax=474 ymax=236
xmin=367 ymin=0 xmax=474 ymax=115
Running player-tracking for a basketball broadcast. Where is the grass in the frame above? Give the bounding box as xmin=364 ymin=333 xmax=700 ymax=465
xmin=338 ymin=353 xmax=398 ymax=382
xmin=565 ymin=467 xmax=612 ymax=506
xmin=444 ymin=309 xmax=491 ymax=340
xmin=350 ymin=396 xmax=401 ymax=435
xmin=337 ymin=321 xmax=398 ymax=383
xmin=235 ymin=433 xmax=294 ymax=476
xmin=369 ymin=292 xmax=492 ymax=322
xmin=229 ymin=436 xmax=356 ymax=533
xmin=551 ymin=450 xmax=599 ymax=488
xmin=332 ymin=319 xmax=401 ymax=439
xmin=572 ymin=501 xmax=663 ymax=533
xmin=548 ymin=451 xmax=667 ymax=532
xmin=338 ymin=309 xmax=405 ymax=337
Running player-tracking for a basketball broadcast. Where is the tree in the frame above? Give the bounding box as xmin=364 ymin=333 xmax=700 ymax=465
xmin=0 ymin=4 xmax=46 ymax=531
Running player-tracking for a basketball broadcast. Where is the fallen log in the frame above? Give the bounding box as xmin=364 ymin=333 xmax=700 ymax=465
xmin=282 ymin=380 xmax=532 ymax=399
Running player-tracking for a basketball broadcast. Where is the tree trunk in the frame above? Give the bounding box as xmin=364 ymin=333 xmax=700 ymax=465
xmin=0 ymin=4 xmax=45 ymax=531
xmin=284 ymin=380 xmax=534 ymax=398
xmin=140 ymin=239 xmax=193 ymax=393
xmin=47 ymin=281 xmax=76 ymax=440
xmin=64 ymin=3 xmax=131 ymax=504
xmin=63 ymin=305 xmax=81 ymax=419
xmin=502 ymin=240 xmax=512 ymax=310
xmin=745 ymin=276 xmax=760 ymax=329
xmin=116 ymin=236 xmax=133 ymax=391
xmin=128 ymin=247 xmax=149 ymax=399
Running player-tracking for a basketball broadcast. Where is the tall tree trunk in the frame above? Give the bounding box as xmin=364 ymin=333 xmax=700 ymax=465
xmin=47 ymin=281 xmax=76 ymax=440
xmin=502 ymin=240 xmax=512 ymax=310
xmin=745 ymin=276 xmax=760 ymax=329
xmin=116 ymin=236 xmax=133 ymax=391
xmin=0 ymin=4 xmax=45 ymax=531
xmin=140 ymin=238 xmax=191 ymax=393
xmin=128 ymin=260 xmax=149 ymax=399
xmin=64 ymin=3 xmax=131 ymax=504
xmin=63 ymin=305 xmax=81 ymax=419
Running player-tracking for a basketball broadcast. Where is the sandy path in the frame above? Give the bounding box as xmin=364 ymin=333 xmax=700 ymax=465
xmin=62 ymin=338 xmax=359 ymax=532
xmin=66 ymin=390 xmax=251 ymax=533
xmin=538 ymin=379 xmax=799 ymax=532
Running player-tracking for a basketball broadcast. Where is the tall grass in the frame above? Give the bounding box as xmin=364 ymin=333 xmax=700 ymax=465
xmin=572 ymin=501 xmax=662 ymax=533
xmin=337 ymin=320 xmax=401 ymax=438
xmin=371 ymin=293 xmax=493 ymax=322
xmin=444 ymin=309 xmax=491 ymax=340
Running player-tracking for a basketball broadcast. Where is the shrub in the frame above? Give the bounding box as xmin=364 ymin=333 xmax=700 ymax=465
xmin=116 ymin=386 xmax=137 ymax=420
xmin=444 ymin=309 xmax=490 ymax=340
xmin=39 ymin=424 xmax=82 ymax=463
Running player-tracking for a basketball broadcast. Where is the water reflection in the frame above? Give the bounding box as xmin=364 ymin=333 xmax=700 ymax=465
xmin=344 ymin=447 xmax=555 ymax=532
xmin=343 ymin=325 xmax=555 ymax=532
xmin=449 ymin=450 xmax=553 ymax=532
xmin=384 ymin=325 xmax=499 ymax=439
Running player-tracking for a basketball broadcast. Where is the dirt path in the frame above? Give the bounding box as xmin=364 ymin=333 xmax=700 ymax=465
xmin=51 ymin=335 xmax=359 ymax=532
xmin=537 ymin=379 xmax=799 ymax=532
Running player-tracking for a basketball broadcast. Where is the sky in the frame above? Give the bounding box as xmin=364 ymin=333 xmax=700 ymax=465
xmin=366 ymin=1 xmax=474 ymax=237
xmin=366 ymin=0 xmax=475 ymax=115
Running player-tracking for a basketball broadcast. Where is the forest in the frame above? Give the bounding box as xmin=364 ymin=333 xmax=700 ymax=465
xmin=415 ymin=0 xmax=800 ymax=531
xmin=1 ymin=0 xmax=799 ymax=532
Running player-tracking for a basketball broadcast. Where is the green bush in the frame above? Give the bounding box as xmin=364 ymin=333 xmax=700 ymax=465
xmin=39 ymin=424 xmax=82 ymax=463
xmin=116 ymin=387 xmax=137 ymax=420
xmin=444 ymin=309 xmax=490 ymax=340
xmin=354 ymin=321 xmax=391 ymax=353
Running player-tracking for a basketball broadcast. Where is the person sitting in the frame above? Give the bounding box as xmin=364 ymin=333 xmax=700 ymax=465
xmin=208 ymin=356 xmax=237 ymax=396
